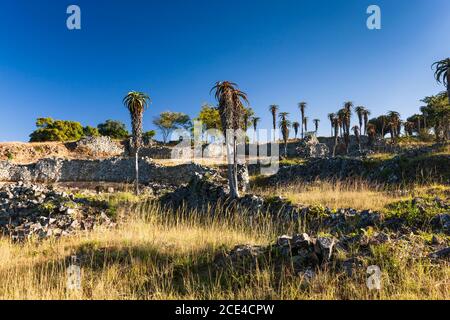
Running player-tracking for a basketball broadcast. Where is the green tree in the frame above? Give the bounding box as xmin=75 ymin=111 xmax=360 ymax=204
xmin=97 ymin=120 xmax=129 ymax=139
xmin=153 ymin=111 xmax=192 ymax=143
xmin=83 ymin=126 xmax=100 ymax=137
xmin=29 ymin=117 xmax=84 ymax=142
xmin=196 ymin=104 xmax=222 ymax=131
xmin=143 ymin=130 xmax=156 ymax=145
xmin=123 ymin=91 xmax=151 ymax=195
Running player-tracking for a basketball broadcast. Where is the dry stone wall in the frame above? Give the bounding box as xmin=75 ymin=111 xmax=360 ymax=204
xmin=0 ymin=157 xmax=215 ymax=185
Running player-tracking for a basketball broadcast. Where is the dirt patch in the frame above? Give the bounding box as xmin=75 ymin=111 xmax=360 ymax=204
xmin=0 ymin=141 xmax=123 ymax=164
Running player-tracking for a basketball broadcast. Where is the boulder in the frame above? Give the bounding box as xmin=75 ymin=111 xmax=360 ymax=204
xmin=296 ymin=134 xmax=329 ymax=158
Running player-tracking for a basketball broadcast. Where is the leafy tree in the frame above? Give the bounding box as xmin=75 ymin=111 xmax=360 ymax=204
xmin=143 ymin=130 xmax=156 ymax=145
xmin=153 ymin=111 xmax=192 ymax=143
xmin=29 ymin=117 xmax=84 ymax=142
xmin=196 ymin=104 xmax=222 ymax=132
xmin=123 ymin=91 xmax=151 ymax=195
xmin=97 ymin=120 xmax=129 ymax=139
xmin=83 ymin=126 xmax=100 ymax=137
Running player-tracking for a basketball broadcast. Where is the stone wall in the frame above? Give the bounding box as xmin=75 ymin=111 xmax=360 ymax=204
xmin=0 ymin=158 xmax=215 ymax=185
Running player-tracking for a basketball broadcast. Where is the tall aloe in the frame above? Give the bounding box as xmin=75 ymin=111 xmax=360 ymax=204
xmin=313 ymin=119 xmax=320 ymax=135
xmin=352 ymin=125 xmax=361 ymax=152
xmin=252 ymin=116 xmax=260 ymax=143
xmin=363 ymin=109 xmax=371 ymax=135
xmin=293 ymin=122 xmax=300 ymax=139
xmin=332 ymin=116 xmax=339 ymax=157
xmin=328 ymin=113 xmax=335 ymax=137
xmin=212 ymin=81 xmax=248 ymax=198
xmin=279 ymin=112 xmax=291 ymax=157
xmin=269 ymin=105 xmax=279 ymax=141
xmin=387 ymin=111 xmax=401 ymax=142
xmin=355 ymin=106 xmax=366 ymax=135
xmin=298 ymin=102 xmax=307 ymax=139
xmin=123 ymin=91 xmax=151 ymax=195
xmin=433 ymin=58 xmax=450 ymax=99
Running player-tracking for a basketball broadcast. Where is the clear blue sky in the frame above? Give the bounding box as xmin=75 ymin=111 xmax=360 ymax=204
xmin=0 ymin=0 xmax=449 ymax=141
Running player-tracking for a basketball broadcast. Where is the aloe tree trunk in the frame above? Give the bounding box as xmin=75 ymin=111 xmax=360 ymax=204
xmin=233 ymin=137 xmax=240 ymax=197
xmin=333 ymin=125 xmax=338 ymax=157
xmin=447 ymin=74 xmax=450 ymax=102
xmin=272 ymin=114 xmax=276 ymax=142
xmin=135 ymin=149 xmax=139 ymax=195
xmin=226 ymin=136 xmax=239 ymax=198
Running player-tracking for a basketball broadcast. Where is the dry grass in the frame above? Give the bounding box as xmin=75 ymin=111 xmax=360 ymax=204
xmin=0 ymin=200 xmax=448 ymax=300
xmin=251 ymin=180 xmax=450 ymax=211
xmin=251 ymin=180 xmax=404 ymax=211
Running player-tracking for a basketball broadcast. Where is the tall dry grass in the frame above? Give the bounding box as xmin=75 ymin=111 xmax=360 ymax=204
xmin=251 ymin=179 xmax=450 ymax=211
xmin=0 ymin=201 xmax=448 ymax=300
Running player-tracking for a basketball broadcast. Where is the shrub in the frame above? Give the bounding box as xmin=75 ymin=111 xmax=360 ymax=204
xmin=143 ymin=130 xmax=156 ymax=145
xmin=83 ymin=126 xmax=100 ymax=137
xmin=29 ymin=117 xmax=84 ymax=142
xmin=97 ymin=120 xmax=129 ymax=139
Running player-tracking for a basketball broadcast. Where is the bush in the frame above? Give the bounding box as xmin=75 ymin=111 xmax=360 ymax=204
xmin=143 ymin=130 xmax=156 ymax=145
xmin=97 ymin=120 xmax=129 ymax=139
xmin=29 ymin=117 xmax=84 ymax=142
xmin=83 ymin=126 xmax=100 ymax=137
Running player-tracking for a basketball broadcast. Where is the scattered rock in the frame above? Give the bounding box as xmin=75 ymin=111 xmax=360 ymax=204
xmin=75 ymin=136 xmax=124 ymax=157
xmin=429 ymin=247 xmax=450 ymax=260
xmin=0 ymin=183 xmax=115 ymax=241
xmin=296 ymin=134 xmax=329 ymax=159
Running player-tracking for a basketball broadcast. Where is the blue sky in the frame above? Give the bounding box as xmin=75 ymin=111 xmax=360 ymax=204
xmin=0 ymin=0 xmax=449 ymax=141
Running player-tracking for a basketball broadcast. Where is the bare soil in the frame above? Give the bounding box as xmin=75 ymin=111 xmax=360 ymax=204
xmin=0 ymin=141 xmax=120 ymax=164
